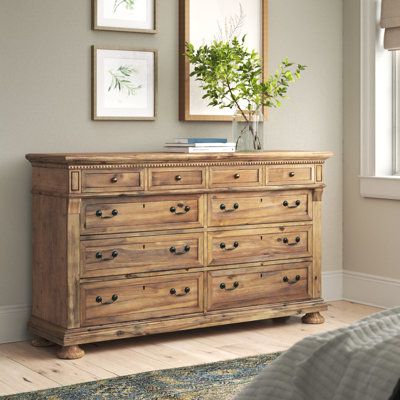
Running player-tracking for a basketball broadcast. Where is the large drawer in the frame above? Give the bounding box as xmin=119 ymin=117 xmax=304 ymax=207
xmin=208 ymin=190 xmax=312 ymax=227
xmin=81 ymin=195 xmax=204 ymax=234
xmin=207 ymin=225 xmax=312 ymax=266
xmin=80 ymin=233 xmax=204 ymax=278
xmin=80 ymin=272 xmax=203 ymax=326
xmin=207 ymin=263 xmax=311 ymax=311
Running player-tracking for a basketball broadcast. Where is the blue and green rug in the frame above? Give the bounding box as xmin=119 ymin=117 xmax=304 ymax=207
xmin=1 ymin=353 xmax=281 ymax=400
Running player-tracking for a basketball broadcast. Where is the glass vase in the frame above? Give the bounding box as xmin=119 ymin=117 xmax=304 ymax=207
xmin=232 ymin=107 xmax=264 ymax=152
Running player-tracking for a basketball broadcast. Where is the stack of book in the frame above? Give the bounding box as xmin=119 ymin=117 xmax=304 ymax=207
xmin=165 ymin=138 xmax=236 ymax=153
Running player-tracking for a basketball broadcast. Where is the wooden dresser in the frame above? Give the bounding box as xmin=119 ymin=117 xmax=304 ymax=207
xmin=26 ymin=151 xmax=332 ymax=359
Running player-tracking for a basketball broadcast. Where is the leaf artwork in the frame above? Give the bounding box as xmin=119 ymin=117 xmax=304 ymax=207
xmin=216 ymin=3 xmax=246 ymax=41
xmin=113 ymin=0 xmax=135 ymax=13
xmin=108 ymin=65 xmax=142 ymax=96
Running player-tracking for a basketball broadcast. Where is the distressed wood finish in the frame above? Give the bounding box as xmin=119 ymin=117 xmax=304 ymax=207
xmin=266 ymin=164 xmax=315 ymax=186
xmin=206 ymin=262 xmax=311 ymax=312
xmin=209 ymin=166 xmax=263 ymax=188
xmin=82 ymin=169 xmax=144 ymax=193
xmin=81 ymin=195 xmax=204 ymax=234
xmin=208 ymin=190 xmax=312 ymax=227
xmin=149 ymin=167 xmax=206 ymax=190
xmin=302 ymin=311 xmax=325 ymax=324
xmin=80 ymin=272 xmax=203 ymax=326
xmin=26 ymin=151 xmax=332 ymax=358
xmin=56 ymin=345 xmax=85 ymax=360
xmin=80 ymin=232 xmax=204 ymax=278
xmin=207 ymin=225 xmax=312 ymax=266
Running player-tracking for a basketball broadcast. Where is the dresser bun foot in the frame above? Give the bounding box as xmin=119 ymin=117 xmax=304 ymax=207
xmin=57 ymin=345 xmax=85 ymax=360
xmin=31 ymin=335 xmax=54 ymax=347
xmin=302 ymin=312 xmax=325 ymax=324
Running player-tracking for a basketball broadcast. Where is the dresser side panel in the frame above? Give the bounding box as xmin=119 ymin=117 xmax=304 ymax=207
xmin=312 ymin=188 xmax=324 ymax=298
xmin=31 ymin=195 xmax=69 ymax=327
xmin=32 ymin=167 xmax=69 ymax=195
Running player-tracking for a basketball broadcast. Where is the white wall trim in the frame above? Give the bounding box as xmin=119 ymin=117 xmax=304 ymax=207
xmin=343 ymin=270 xmax=400 ymax=308
xmin=360 ymin=0 xmax=377 ymax=178
xmin=360 ymin=175 xmax=400 ymax=200
xmin=360 ymin=0 xmax=398 ymax=199
xmin=0 ymin=304 xmax=31 ymax=344
xmin=320 ymin=270 xmax=400 ymax=309
xmin=322 ymin=270 xmax=344 ymax=301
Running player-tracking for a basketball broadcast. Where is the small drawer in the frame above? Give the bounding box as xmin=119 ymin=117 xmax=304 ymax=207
xmin=209 ymin=166 xmax=263 ymax=188
xmin=149 ymin=168 xmax=206 ymax=190
xmin=208 ymin=190 xmax=312 ymax=227
xmin=80 ymin=233 xmax=204 ymax=278
xmin=207 ymin=225 xmax=312 ymax=266
xmin=82 ymin=195 xmax=204 ymax=234
xmin=82 ymin=170 xmax=144 ymax=193
xmin=207 ymin=263 xmax=310 ymax=311
xmin=266 ymin=165 xmax=314 ymax=186
xmin=80 ymin=272 xmax=203 ymax=326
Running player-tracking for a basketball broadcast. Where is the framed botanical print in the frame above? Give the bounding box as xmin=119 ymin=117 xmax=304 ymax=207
xmin=179 ymin=0 xmax=268 ymax=121
xmin=93 ymin=0 xmax=157 ymax=33
xmin=92 ymin=47 xmax=157 ymax=120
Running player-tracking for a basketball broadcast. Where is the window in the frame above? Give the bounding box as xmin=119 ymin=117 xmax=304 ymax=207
xmin=394 ymin=51 xmax=400 ymax=175
xmin=359 ymin=0 xmax=400 ymax=200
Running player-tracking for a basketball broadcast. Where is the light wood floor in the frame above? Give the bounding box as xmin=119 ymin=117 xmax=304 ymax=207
xmin=0 ymin=301 xmax=381 ymax=396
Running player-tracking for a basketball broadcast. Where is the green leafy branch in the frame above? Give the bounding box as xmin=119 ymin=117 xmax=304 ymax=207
xmin=185 ymin=36 xmax=306 ymax=124
xmin=108 ymin=65 xmax=142 ymax=96
xmin=113 ymin=0 xmax=135 ymax=13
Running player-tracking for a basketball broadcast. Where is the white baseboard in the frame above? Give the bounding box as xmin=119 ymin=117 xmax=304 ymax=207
xmin=0 ymin=304 xmax=31 ymax=344
xmin=343 ymin=270 xmax=400 ymax=308
xmin=322 ymin=270 xmax=344 ymax=301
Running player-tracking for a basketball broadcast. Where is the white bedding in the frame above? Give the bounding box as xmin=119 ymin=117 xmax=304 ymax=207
xmin=235 ymin=308 xmax=400 ymax=400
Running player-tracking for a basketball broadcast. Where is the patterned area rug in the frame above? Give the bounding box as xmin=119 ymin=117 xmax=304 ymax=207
xmin=1 ymin=353 xmax=281 ymax=400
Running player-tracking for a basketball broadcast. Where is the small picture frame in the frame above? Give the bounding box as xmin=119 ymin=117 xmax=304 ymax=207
xmin=92 ymin=46 xmax=157 ymax=120
xmin=93 ymin=0 xmax=157 ymax=33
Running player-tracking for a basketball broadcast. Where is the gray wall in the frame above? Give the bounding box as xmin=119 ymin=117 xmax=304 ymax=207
xmin=0 ymin=0 xmax=343 ymax=313
xmin=343 ymin=0 xmax=400 ymax=280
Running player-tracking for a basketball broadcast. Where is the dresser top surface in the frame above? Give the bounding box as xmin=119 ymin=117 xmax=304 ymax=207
xmin=26 ymin=151 xmax=333 ymax=165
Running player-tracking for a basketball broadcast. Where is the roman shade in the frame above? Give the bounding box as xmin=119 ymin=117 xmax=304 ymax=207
xmin=381 ymin=0 xmax=400 ymax=50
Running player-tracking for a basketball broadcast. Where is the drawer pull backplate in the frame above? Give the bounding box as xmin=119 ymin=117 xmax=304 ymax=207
xmin=170 ymin=203 xmax=191 ymax=214
xmin=95 ymin=250 xmax=119 ymax=261
xmin=170 ymin=287 xmax=191 ymax=296
xmin=282 ymin=236 xmax=301 ymax=246
xmin=283 ymin=200 xmax=301 ymax=209
xmin=169 ymin=245 xmax=191 ymax=255
xmin=96 ymin=209 xmax=119 ymax=219
xmin=220 ymin=203 xmax=239 ymax=212
xmin=220 ymin=241 xmax=239 ymax=251
xmin=283 ymin=275 xmax=301 ymax=285
xmin=220 ymin=281 xmax=239 ymax=291
xmin=96 ymin=294 xmax=118 ymax=305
